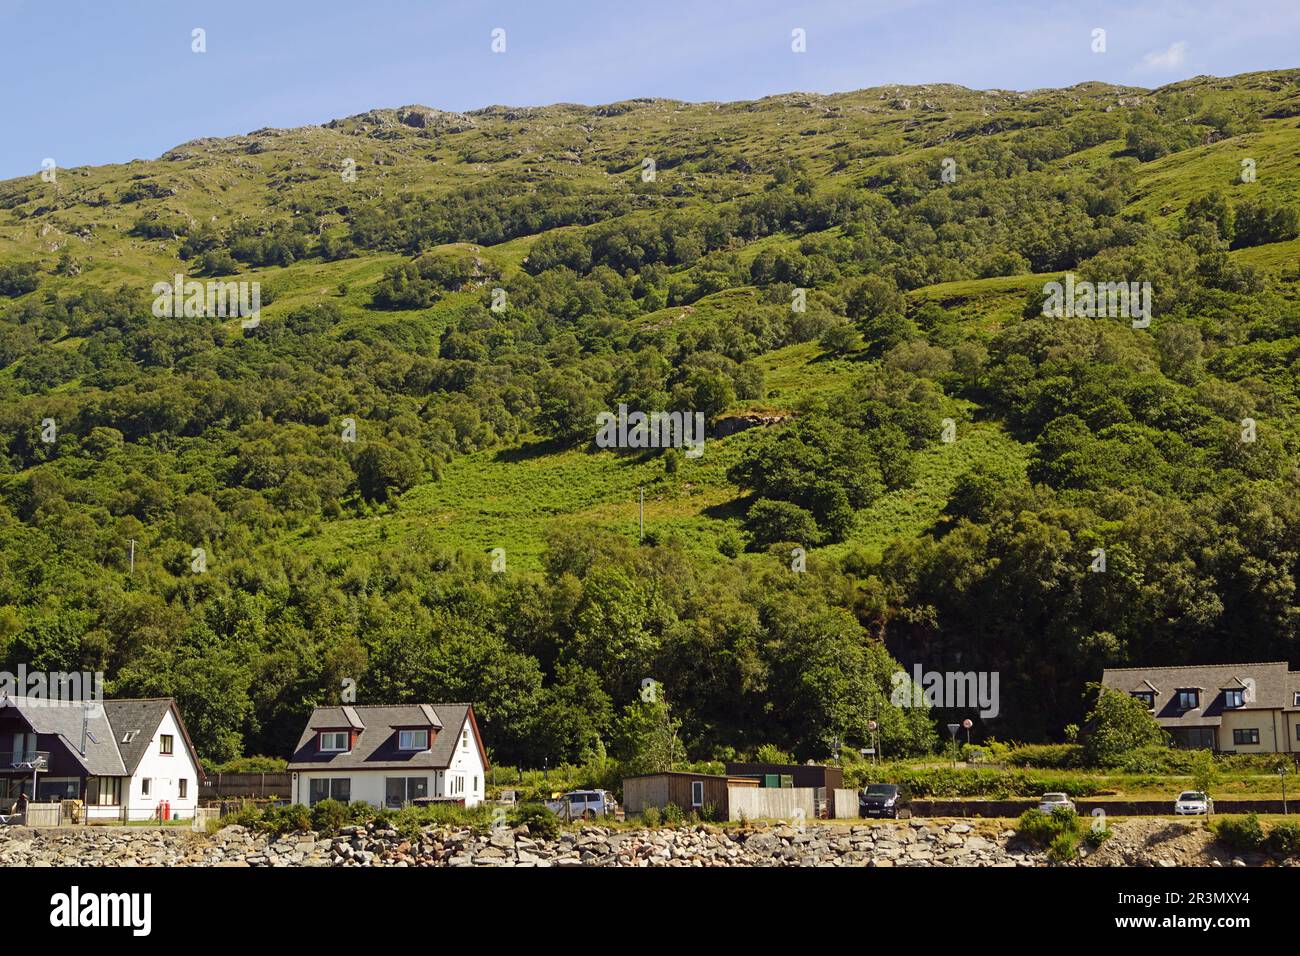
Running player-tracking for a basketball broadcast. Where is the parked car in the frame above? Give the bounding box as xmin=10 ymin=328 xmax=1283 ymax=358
xmin=1037 ymin=792 xmax=1076 ymax=814
xmin=859 ymin=783 xmax=907 ymax=819
xmin=1173 ymin=791 xmax=1211 ymax=815
xmin=545 ymin=789 xmax=619 ymax=820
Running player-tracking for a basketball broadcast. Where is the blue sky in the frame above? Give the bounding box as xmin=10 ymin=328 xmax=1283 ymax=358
xmin=1 ymin=0 xmax=1297 ymax=180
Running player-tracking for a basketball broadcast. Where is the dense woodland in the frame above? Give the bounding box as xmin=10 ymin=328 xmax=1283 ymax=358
xmin=1 ymin=71 xmax=1299 ymax=766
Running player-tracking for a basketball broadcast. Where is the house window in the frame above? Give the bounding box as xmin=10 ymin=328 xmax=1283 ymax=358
xmin=691 ymin=780 xmax=704 ymax=808
xmin=1294 ymin=692 xmax=1300 ymax=708
xmin=159 ymin=734 xmax=174 ymax=755
xmin=398 ymin=730 xmax=429 ymax=751
xmin=87 ymin=777 xmax=123 ymax=807
xmin=178 ymin=779 xmax=188 ymax=799
xmin=1233 ymin=728 xmax=1260 ymax=746
xmin=1176 ymin=690 xmax=1199 ymax=711
xmin=1132 ymin=692 xmax=1155 ymax=709
xmin=385 ymin=777 xmax=428 ymax=808
xmin=142 ymin=778 xmax=151 ymax=797
xmin=319 ymin=731 xmax=349 ymax=753
xmin=308 ymin=778 xmax=350 ymax=806
xmin=1225 ymin=690 xmax=1245 ymax=709
xmin=9 ymin=732 xmax=37 ymax=764
xmin=462 ymin=729 xmax=469 ymax=749
xmin=37 ymin=779 xmax=80 ymax=801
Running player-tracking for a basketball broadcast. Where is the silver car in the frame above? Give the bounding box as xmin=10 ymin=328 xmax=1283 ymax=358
xmin=1037 ymin=792 xmax=1076 ymax=813
xmin=545 ymin=789 xmax=619 ymax=820
xmin=1173 ymin=790 xmax=1211 ymax=815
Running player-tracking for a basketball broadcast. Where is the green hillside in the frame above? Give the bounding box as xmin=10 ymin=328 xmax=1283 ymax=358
xmin=2 ymin=70 xmax=1300 ymax=766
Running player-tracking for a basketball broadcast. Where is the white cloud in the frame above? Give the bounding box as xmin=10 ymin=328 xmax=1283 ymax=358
xmin=1139 ymin=41 xmax=1188 ymax=71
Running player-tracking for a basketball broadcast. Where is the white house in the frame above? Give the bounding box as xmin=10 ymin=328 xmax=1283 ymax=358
xmin=0 ymin=696 xmax=203 ymax=821
xmin=286 ymin=703 xmax=488 ymax=809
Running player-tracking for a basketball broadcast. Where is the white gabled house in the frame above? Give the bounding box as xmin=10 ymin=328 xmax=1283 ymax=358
xmin=286 ymin=703 xmax=488 ymax=809
xmin=0 ymin=696 xmax=203 ymax=821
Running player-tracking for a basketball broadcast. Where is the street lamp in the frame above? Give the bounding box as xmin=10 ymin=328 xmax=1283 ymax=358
xmin=962 ymin=718 xmax=973 ymax=748
xmin=868 ymin=719 xmax=879 ymax=766
xmin=946 ymin=723 xmax=961 ymax=768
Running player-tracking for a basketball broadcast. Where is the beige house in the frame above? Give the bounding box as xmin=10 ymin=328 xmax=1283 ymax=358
xmin=1101 ymin=662 xmax=1300 ymax=754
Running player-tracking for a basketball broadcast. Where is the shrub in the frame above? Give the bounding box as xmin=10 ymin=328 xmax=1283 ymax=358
xmin=1084 ymin=824 xmax=1112 ymax=848
xmin=1083 ymin=685 xmax=1168 ymax=766
xmin=1016 ymin=808 xmax=1059 ymax=846
xmin=1018 ymin=806 xmax=1084 ymax=861
xmin=1266 ymin=821 xmax=1300 ymax=857
xmin=237 ymin=802 xmax=310 ymax=837
xmin=1113 ymin=745 xmax=1194 ymax=774
xmin=886 ymin=767 xmax=1102 ymax=799
xmin=642 ymin=806 xmax=661 ymax=827
xmin=1047 ymin=831 xmax=1079 ymax=862
xmin=310 ymin=798 xmax=349 ymax=835
xmin=1004 ymin=744 xmax=1087 ymax=769
xmin=512 ymin=803 xmax=560 ymax=840
xmin=661 ymin=802 xmax=685 ymax=825
xmin=1214 ymin=814 xmax=1265 ymax=853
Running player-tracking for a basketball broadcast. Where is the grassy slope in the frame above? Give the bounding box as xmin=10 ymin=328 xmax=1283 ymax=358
xmin=3 ymin=72 xmax=1299 ymax=572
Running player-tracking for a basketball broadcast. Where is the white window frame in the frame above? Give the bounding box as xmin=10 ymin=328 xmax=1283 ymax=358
xmin=319 ymin=731 xmax=349 ymax=753
xmin=398 ymin=729 xmax=429 ymax=751
xmin=141 ymin=778 xmax=151 ymax=797
xmin=691 ymin=780 xmax=704 ymax=807
xmin=159 ymin=733 xmax=174 ymax=755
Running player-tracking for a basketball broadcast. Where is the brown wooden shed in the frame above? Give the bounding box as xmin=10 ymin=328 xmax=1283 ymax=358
xmin=622 ymin=772 xmax=758 ymax=817
xmin=724 ymin=762 xmax=844 ymax=790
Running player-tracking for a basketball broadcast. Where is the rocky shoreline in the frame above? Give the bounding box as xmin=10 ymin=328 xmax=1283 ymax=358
xmin=2 ymin=817 xmax=1273 ymax=868
xmin=1 ymin=819 xmax=1038 ymax=867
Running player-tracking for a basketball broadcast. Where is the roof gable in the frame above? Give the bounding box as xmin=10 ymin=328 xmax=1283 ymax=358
xmin=287 ymin=703 xmax=479 ymax=771
xmin=0 ymin=697 xmax=126 ymax=776
xmin=1101 ymin=662 xmax=1290 ymax=724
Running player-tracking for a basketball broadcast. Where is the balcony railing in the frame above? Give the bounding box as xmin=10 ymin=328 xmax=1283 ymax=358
xmin=9 ymin=751 xmax=49 ymax=770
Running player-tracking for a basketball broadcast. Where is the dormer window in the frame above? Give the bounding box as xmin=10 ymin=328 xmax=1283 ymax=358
xmin=398 ymin=729 xmax=429 ymax=751
xmin=1294 ymin=692 xmax=1300 ymax=708
xmin=1132 ymin=692 xmax=1155 ymax=709
xmin=1176 ymin=689 xmax=1200 ymax=711
xmin=1225 ymin=689 xmax=1245 ymax=709
xmin=319 ymin=731 xmax=349 ymax=753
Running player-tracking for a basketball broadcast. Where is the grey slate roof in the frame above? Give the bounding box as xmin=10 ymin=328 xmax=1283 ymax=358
xmin=287 ymin=703 xmax=472 ymax=771
xmin=1101 ymin=662 xmax=1291 ymax=727
xmin=101 ymin=699 xmax=174 ymax=774
xmin=0 ymin=697 xmax=126 ymax=776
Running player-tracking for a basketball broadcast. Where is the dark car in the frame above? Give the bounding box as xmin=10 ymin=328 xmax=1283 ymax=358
xmin=859 ymin=784 xmax=906 ymax=819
